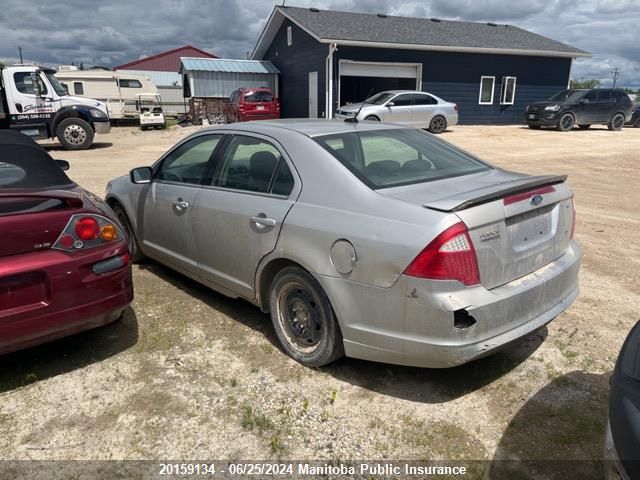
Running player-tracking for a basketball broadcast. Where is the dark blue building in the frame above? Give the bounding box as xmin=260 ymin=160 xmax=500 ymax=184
xmin=252 ymin=6 xmax=591 ymax=124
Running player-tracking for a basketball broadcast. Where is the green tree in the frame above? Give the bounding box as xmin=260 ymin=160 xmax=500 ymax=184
xmin=570 ymin=78 xmax=602 ymax=89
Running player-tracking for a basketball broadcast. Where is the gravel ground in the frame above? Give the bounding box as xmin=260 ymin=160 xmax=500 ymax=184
xmin=1 ymin=123 xmax=639 ymax=478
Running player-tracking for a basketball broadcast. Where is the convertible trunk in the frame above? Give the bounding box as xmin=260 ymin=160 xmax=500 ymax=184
xmin=381 ymin=169 xmax=575 ymax=289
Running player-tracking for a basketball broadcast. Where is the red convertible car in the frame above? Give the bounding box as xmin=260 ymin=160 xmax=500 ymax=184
xmin=0 ymin=131 xmax=133 ymax=355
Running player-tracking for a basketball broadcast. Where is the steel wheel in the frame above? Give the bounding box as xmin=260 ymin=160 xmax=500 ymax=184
xmin=56 ymin=118 xmax=94 ymax=150
xmin=608 ymin=113 xmax=625 ymax=131
xmin=64 ymin=124 xmax=87 ymax=145
xmin=269 ymin=267 xmax=344 ymax=367
xmin=557 ymin=113 xmax=575 ymax=132
xmin=429 ymin=115 xmax=447 ymax=134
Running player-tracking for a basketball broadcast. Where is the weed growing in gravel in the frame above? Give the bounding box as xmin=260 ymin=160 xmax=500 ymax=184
xmin=241 ymin=405 xmax=274 ymax=432
xmin=329 ymin=388 xmax=338 ymax=405
xmin=302 ymin=399 xmax=309 ymax=412
xmin=229 ymin=378 xmax=237 ymax=387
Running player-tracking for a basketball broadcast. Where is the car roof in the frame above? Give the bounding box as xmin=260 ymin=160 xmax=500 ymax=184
xmin=201 ymin=119 xmax=407 ymax=137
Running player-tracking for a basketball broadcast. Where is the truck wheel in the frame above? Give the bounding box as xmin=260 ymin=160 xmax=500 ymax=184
xmin=56 ymin=118 xmax=94 ymax=150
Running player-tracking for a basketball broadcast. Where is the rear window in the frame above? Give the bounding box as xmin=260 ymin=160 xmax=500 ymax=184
xmin=315 ymin=129 xmax=490 ymax=189
xmin=0 ymin=197 xmax=65 ymax=217
xmin=0 ymin=162 xmax=27 ymax=187
xmin=243 ymin=90 xmax=274 ymax=103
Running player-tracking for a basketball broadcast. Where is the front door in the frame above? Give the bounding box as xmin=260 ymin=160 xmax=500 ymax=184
xmin=141 ymin=134 xmax=222 ymax=274
xmin=192 ymin=134 xmax=298 ymax=299
xmin=384 ymin=93 xmax=413 ymax=124
xmin=308 ymin=71 xmax=318 ymax=118
xmin=576 ymin=90 xmax=599 ymax=124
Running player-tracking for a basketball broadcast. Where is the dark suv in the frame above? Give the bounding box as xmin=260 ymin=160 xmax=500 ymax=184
xmin=525 ymin=89 xmax=633 ymax=132
xmin=626 ymin=103 xmax=640 ymax=127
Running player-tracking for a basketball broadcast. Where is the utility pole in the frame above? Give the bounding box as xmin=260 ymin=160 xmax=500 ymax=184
xmin=18 ymin=46 xmax=23 ymax=64
xmin=612 ymin=67 xmax=619 ymax=88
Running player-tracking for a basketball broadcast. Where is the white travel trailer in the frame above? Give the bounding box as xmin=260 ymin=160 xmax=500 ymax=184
xmin=55 ymin=68 xmax=159 ymax=120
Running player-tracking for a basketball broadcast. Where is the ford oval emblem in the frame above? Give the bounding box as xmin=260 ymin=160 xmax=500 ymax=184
xmin=530 ymin=194 xmax=544 ymax=206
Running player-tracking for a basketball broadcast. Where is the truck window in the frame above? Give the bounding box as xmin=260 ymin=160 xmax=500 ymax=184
xmin=73 ymin=82 xmax=84 ymax=95
xmin=14 ymin=72 xmax=48 ymax=96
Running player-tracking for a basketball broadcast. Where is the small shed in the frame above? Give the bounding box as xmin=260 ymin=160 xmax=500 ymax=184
xmin=180 ymin=58 xmax=280 ymax=123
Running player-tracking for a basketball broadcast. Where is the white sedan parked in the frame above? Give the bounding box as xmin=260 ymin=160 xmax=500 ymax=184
xmin=334 ymin=90 xmax=459 ymax=133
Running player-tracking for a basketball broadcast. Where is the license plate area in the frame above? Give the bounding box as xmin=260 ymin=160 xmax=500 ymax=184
xmin=0 ymin=271 xmax=50 ymax=318
xmin=528 ymin=114 xmax=536 ymax=119
xmin=256 ymin=105 xmax=265 ymax=111
xmin=506 ymin=204 xmax=556 ymax=252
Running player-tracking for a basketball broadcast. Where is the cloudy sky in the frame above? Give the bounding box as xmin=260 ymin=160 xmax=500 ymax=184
xmin=1 ymin=0 xmax=638 ymax=87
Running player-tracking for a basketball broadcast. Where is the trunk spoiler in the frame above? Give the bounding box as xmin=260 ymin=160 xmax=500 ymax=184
xmin=0 ymin=189 xmax=83 ymax=208
xmin=423 ymin=174 xmax=567 ymax=212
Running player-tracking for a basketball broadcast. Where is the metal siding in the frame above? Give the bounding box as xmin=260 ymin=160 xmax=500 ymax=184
xmin=263 ymin=19 xmax=327 ymax=118
xmin=191 ymin=71 xmax=277 ymax=98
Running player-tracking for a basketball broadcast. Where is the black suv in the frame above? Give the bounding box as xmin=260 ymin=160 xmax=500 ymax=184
xmin=625 ymin=103 xmax=640 ymax=127
xmin=525 ymin=88 xmax=633 ymax=132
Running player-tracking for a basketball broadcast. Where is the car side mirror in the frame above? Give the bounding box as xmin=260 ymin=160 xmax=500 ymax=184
xmin=130 ymin=166 xmax=153 ymax=184
xmin=55 ymin=159 xmax=70 ymax=171
xmin=386 ymin=101 xmax=395 ymax=107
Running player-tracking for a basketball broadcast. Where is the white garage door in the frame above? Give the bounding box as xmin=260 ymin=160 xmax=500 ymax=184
xmin=339 ymin=60 xmax=421 ymax=80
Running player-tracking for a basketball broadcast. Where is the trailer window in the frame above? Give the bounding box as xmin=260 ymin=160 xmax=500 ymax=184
xmin=73 ymin=82 xmax=84 ymax=95
xmin=14 ymin=72 xmax=47 ymax=96
xmin=118 ymin=79 xmax=142 ymax=88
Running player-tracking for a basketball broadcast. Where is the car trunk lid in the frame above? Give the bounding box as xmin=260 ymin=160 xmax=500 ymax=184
xmin=381 ymin=169 xmax=574 ymax=289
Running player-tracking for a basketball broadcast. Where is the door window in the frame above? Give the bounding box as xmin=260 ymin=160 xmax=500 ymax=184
xmin=598 ymin=90 xmax=614 ymax=103
xmin=391 ymin=94 xmax=412 ymax=106
xmin=14 ymin=72 xmax=48 ymax=95
xmin=583 ymin=91 xmax=597 ymax=103
xmin=157 ymin=135 xmax=222 ymax=184
xmin=412 ymin=94 xmax=437 ymax=105
xmin=213 ymin=135 xmax=287 ymax=194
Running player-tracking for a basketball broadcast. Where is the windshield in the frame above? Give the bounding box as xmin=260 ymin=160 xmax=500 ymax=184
xmin=315 ymin=128 xmax=490 ymax=189
xmin=364 ymin=92 xmax=396 ymax=105
xmin=45 ymin=71 xmax=70 ymax=97
xmin=548 ymin=89 xmax=586 ymax=103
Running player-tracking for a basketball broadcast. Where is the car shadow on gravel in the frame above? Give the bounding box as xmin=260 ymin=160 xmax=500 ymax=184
xmin=42 ymin=142 xmax=114 ymax=151
xmin=0 ymin=307 xmax=138 ymax=394
xmin=488 ymin=370 xmax=609 ymax=480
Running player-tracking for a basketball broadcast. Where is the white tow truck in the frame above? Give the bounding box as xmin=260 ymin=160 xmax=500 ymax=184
xmin=0 ymin=64 xmax=110 ymax=150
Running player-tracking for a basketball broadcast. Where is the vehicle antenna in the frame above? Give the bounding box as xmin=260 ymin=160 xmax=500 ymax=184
xmin=18 ymin=46 xmax=23 ymax=65
xmin=344 ymin=88 xmax=374 ymax=124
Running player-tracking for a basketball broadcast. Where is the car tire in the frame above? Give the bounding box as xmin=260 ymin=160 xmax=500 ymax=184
xmin=556 ymin=113 xmax=575 ymax=132
xmin=608 ymin=113 xmax=625 ymax=131
xmin=269 ymin=266 xmax=344 ymax=368
xmin=578 ymin=124 xmax=591 ymax=129
xmin=56 ymin=118 xmax=94 ymax=150
xmin=636 ymin=118 xmax=640 ymax=128
xmin=528 ymin=125 xmax=541 ymax=129
xmin=428 ymin=115 xmax=447 ymax=134
xmin=111 ymin=203 xmax=144 ymax=263
xmin=364 ymin=115 xmax=380 ymax=121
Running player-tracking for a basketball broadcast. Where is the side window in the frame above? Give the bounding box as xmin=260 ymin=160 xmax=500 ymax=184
xmin=214 ymin=135 xmax=283 ymax=193
xmin=14 ymin=72 xmax=47 ymax=95
xmin=598 ymin=91 xmax=613 ymax=103
xmin=479 ymin=76 xmax=495 ymax=104
xmin=583 ymin=91 xmax=597 ymax=103
xmin=271 ymin=160 xmax=294 ymax=196
xmin=157 ymin=135 xmax=222 ymax=184
xmin=287 ymin=26 xmax=293 ymax=46
xmin=118 ymin=79 xmax=142 ymax=88
xmin=412 ymin=94 xmax=437 ymax=105
xmin=500 ymin=76 xmax=516 ymax=105
xmin=73 ymin=82 xmax=84 ymax=95
xmin=391 ymin=94 xmax=412 ymax=106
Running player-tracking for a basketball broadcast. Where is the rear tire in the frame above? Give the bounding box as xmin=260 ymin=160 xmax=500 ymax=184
xmin=56 ymin=118 xmax=94 ymax=150
xmin=364 ymin=115 xmax=380 ymax=121
xmin=608 ymin=113 xmax=625 ymax=131
xmin=111 ymin=203 xmax=144 ymax=263
xmin=556 ymin=113 xmax=575 ymax=132
xmin=578 ymin=124 xmax=591 ymax=129
xmin=269 ymin=267 xmax=344 ymax=368
xmin=428 ymin=115 xmax=447 ymax=134
xmin=636 ymin=118 xmax=640 ymax=128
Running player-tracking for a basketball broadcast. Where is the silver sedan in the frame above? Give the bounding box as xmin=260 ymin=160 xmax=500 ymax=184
xmin=106 ymin=120 xmax=580 ymax=368
xmin=334 ymin=90 xmax=459 ymax=133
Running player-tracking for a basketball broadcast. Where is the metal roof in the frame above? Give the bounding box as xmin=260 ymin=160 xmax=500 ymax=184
xmin=115 ymin=45 xmax=217 ymax=71
xmin=253 ymin=6 xmax=591 ymax=59
xmin=180 ymin=58 xmax=280 ymax=74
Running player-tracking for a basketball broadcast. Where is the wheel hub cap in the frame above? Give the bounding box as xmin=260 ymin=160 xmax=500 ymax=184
xmin=64 ymin=125 xmax=86 ymax=144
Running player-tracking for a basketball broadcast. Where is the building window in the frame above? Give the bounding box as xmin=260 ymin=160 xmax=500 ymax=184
xmin=287 ymin=26 xmax=292 ymax=46
xmin=478 ymin=76 xmax=495 ymax=105
xmin=73 ymin=82 xmax=84 ymax=95
xmin=500 ymin=76 xmax=517 ymax=105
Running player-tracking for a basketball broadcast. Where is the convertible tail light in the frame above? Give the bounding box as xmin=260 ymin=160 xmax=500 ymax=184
xmin=53 ymin=214 xmax=124 ymax=252
xmin=571 ymin=196 xmax=577 ymax=240
xmin=404 ymin=222 xmax=480 ymax=286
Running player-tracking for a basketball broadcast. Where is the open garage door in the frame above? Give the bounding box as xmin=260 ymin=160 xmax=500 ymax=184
xmin=338 ymin=60 xmax=421 ymax=106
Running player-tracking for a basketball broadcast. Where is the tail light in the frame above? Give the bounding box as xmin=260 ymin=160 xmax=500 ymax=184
xmin=404 ymin=222 xmax=480 ymax=286
xmin=570 ymin=197 xmax=576 ymax=239
xmin=454 ymin=103 xmax=459 ymax=112
xmin=53 ymin=214 xmax=124 ymax=252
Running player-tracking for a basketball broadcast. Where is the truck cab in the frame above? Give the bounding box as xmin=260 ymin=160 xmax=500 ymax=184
xmin=0 ymin=65 xmax=111 ymax=149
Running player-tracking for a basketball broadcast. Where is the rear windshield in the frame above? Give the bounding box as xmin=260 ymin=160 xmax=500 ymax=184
xmin=0 ymin=197 xmax=65 ymax=217
xmin=315 ymin=128 xmax=490 ymax=189
xmin=243 ymin=90 xmax=274 ymax=102
xmin=548 ymin=89 xmax=586 ymax=102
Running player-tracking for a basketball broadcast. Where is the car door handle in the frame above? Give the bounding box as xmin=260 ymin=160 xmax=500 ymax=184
xmin=250 ymin=216 xmax=277 ymax=228
xmin=172 ymin=200 xmax=189 ymax=211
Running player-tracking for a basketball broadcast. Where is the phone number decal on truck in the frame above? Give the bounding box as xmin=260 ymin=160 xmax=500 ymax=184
xmin=16 ymin=113 xmax=52 ymax=120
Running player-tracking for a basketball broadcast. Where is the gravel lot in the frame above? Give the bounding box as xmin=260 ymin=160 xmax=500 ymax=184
xmin=1 ymin=123 xmax=639 ymax=477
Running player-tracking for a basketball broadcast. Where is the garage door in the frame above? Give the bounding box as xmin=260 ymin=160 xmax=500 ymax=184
xmin=339 ymin=61 xmax=420 ymax=79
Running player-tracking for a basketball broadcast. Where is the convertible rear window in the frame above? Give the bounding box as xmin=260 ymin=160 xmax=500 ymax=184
xmin=315 ymin=128 xmax=490 ymax=189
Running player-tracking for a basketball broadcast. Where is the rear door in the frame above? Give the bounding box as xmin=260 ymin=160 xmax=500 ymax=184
xmin=191 ymin=133 xmax=299 ymax=298
xmin=141 ymin=134 xmax=222 ymax=273
xmin=411 ymin=93 xmax=438 ymax=128
xmin=596 ymin=90 xmax=616 ymax=121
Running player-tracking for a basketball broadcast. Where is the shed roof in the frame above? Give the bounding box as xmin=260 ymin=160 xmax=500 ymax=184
xmin=180 ymin=58 xmax=280 ymax=74
xmin=252 ymin=6 xmax=591 ymax=59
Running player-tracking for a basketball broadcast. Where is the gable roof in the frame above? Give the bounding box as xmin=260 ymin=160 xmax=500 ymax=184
xmin=252 ymin=6 xmax=591 ymax=60
xmin=115 ymin=45 xmax=218 ymax=71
